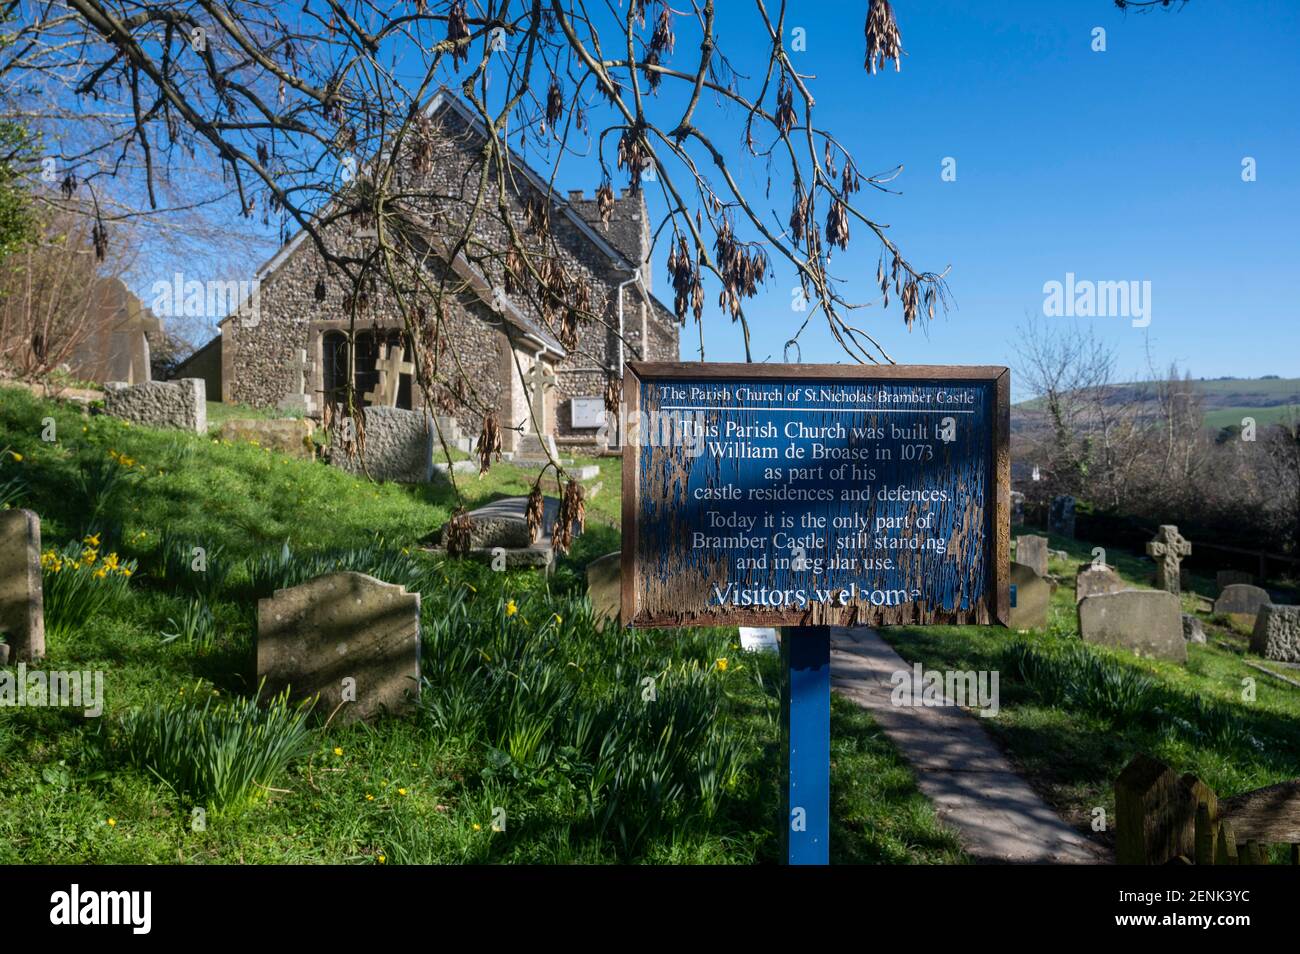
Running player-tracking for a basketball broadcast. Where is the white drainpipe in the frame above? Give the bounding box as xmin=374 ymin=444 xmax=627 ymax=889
xmin=614 ymin=268 xmax=644 ymax=447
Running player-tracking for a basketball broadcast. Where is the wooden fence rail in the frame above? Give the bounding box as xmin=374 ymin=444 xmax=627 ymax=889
xmin=1116 ymin=754 xmax=1300 ymax=864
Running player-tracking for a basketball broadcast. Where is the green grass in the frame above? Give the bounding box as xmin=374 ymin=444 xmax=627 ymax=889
xmin=882 ymin=526 xmax=1300 ymax=856
xmin=0 ymin=384 xmax=960 ymax=864
xmin=1203 ymin=404 xmax=1300 ymax=432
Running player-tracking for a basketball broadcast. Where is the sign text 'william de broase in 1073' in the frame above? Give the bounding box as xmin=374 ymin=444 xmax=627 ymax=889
xmin=621 ymin=364 xmax=1010 ymax=629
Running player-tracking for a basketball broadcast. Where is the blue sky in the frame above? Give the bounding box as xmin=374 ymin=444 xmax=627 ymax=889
xmin=136 ymin=1 xmax=1298 ymax=393
xmin=612 ymin=0 xmax=1300 ymax=388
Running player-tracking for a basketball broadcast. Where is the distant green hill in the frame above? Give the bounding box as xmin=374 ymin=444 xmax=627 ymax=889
xmin=1014 ymin=377 xmax=1300 ymax=432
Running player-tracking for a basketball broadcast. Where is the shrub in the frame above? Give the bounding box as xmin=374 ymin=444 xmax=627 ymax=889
xmin=118 ymin=683 xmax=314 ymax=814
xmin=40 ymin=536 xmax=135 ymax=639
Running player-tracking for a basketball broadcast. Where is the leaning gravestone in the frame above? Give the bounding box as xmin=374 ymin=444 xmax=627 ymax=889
xmin=586 ymin=551 xmax=621 ymax=624
xmin=430 ymin=496 xmax=580 ymax=569
xmin=257 ymin=571 xmax=420 ymax=722
xmin=104 ymin=378 xmax=207 ymax=433
xmin=0 ymin=509 xmax=45 ymax=662
xmin=1015 ymin=534 xmax=1049 ymax=578
xmin=1008 ymin=561 xmax=1050 ymax=631
xmin=328 ymin=406 xmax=433 ymax=483
xmin=1216 ymin=570 xmax=1254 ymax=590
xmin=1048 ymin=495 xmax=1076 ymax=538
xmin=1078 ymin=590 xmax=1186 ymax=663
xmin=1213 ymin=584 xmax=1272 ymax=632
xmin=1075 ymin=563 xmax=1126 ymax=603
xmin=1250 ymin=604 xmax=1300 ymax=663
xmin=1145 ymin=525 xmax=1192 ymax=595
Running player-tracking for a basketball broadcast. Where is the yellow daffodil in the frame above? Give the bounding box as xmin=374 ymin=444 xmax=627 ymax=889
xmin=333 ymin=747 xmax=343 ymax=757
xmin=473 ymin=823 xmax=482 ymax=831
xmin=505 ymin=600 xmax=518 ymax=617
xmin=398 ymin=788 xmax=408 ymax=796
xmin=377 ymin=854 xmax=386 ymax=864
xmin=716 ymin=658 xmax=729 ymax=672
xmin=7 ymin=451 xmax=22 ymax=462
xmin=107 ymin=818 xmax=116 ymax=827
xmin=365 ymin=794 xmax=374 ymax=801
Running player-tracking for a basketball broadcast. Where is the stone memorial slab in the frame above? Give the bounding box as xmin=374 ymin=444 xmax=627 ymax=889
xmin=1182 ymin=614 xmax=1206 ymax=645
xmin=1048 ymin=495 xmax=1075 ymax=538
xmin=624 ymin=364 xmax=1011 ymax=627
xmin=586 ymin=551 xmax=621 ymax=624
xmin=257 ymin=571 xmax=420 ymax=722
xmin=1145 ymin=525 xmax=1191 ymax=595
xmin=1009 ymin=561 xmax=1050 ymax=631
xmin=0 ymin=509 xmax=45 ymax=662
xmin=219 ymin=418 xmax=315 ymax=459
xmin=328 ymin=406 xmax=433 ymax=483
xmin=104 ymin=378 xmax=206 ymax=433
xmin=1075 ymin=563 xmax=1126 ymax=603
xmin=1251 ymin=604 xmax=1300 ymax=663
xmin=431 ymin=496 xmax=580 ymax=570
xmin=1016 ymin=534 xmax=1049 ymax=578
xmin=1078 ymin=590 xmax=1186 ymax=663
xmin=1214 ymin=584 xmax=1272 ymax=632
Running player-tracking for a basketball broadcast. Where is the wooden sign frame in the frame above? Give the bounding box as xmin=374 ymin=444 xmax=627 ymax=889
xmin=621 ymin=362 xmax=1011 ymax=629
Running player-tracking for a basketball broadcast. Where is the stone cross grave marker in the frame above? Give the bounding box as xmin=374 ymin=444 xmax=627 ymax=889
xmin=1146 ymin=525 xmax=1192 ymax=595
xmin=524 ymin=356 xmax=558 ymax=437
xmin=0 ymin=509 xmax=45 ymax=662
xmin=364 ymin=344 xmax=414 ymax=407
xmin=278 ymin=348 xmax=315 ymax=415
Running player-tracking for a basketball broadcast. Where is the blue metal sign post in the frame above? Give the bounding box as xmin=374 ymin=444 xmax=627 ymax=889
xmin=781 ymin=626 xmax=831 ymax=865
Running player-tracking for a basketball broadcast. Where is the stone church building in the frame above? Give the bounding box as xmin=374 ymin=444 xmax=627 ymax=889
xmin=192 ymin=90 xmax=679 ymax=453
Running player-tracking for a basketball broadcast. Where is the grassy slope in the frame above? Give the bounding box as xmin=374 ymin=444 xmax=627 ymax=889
xmin=882 ymin=530 xmax=1300 ymax=857
xmin=0 ymin=385 xmax=962 ymax=864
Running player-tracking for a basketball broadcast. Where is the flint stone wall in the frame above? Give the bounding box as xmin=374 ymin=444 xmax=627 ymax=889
xmin=104 ymin=378 xmax=206 ymax=433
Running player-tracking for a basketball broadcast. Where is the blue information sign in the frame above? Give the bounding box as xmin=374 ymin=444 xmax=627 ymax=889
xmin=622 ymin=364 xmax=1010 ymax=629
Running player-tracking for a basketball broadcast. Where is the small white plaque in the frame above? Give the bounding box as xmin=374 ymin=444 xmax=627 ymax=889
xmin=570 ymin=396 xmax=606 ymax=429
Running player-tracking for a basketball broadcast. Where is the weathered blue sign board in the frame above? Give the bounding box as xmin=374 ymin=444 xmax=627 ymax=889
xmin=621 ymin=364 xmax=1010 ymax=629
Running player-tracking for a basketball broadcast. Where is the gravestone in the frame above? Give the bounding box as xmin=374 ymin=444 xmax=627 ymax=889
xmin=1078 ymin=590 xmax=1186 ymax=663
xmin=363 ymin=344 xmax=414 ymax=408
xmin=104 ymin=378 xmax=206 ymax=433
xmin=1010 ymin=491 xmax=1025 ymax=528
xmin=1075 ymin=563 xmax=1126 ymax=603
xmin=1250 ymin=604 xmax=1300 ymax=663
xmin=1216 ymin=570 xmax=1254 ymax=590
xmin=1145 ymin=525 xmax=1192 ymax=595
xmin=1213 ymin=584 xmax=1271 ymax=632
xmin=0 ymin=509 xmax=45 ymax=662
xmin=257 ymin=571 xmax=420 ymax=722
xmin=1048 ymin=495 xmax=1076 ymax=538
xmin=328 ymin=406 xmax=433 ymax=483
xmin=1182 ymin=614 xmax=1206 ymax=645
xmin=516 ymin=358 xmax=558 ymax=460
xmin=586 ymin=551 xmax=621 ymax=624
xmin=1008 ymin=561 xmax=1050 ymax=631
xmin=219 ymin=418 xmax=316 ymax=459
xmin=1015 ymin=534 xmax=1049 ymax=578
xmin=277 ymin=348 xmax=315 ymax=416
xmin=431 ymin=496 xmax=580 ymax=569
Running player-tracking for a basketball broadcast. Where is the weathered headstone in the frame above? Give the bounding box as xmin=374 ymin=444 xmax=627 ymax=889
xmin=1182 ymin=614 xmax=1206 ymax=645
xmin=1078 ymin=590 xmax=1186 ymax=663
xmin=1145 ymin=525 xmax=1192 ymax=595
xmin=257 ymin=571 xmax=420 ymax=722
xmin=516 ymin=358 xmax=558 ymax=460
xmin=1075 ymin=563 xmax=1126 ymax=603
xmin=1010 ymin=491 xmax=1025 ymax=528
xmin=1008 ymin=561 xmax=1050 ymax=631
xmin=1015 ymin=534 xmax=1049 ymax=578
xmin=1216 ymin=570 xmax=1254 ymax=590
xmin=277 ymin=348 xmax=316 ymax=416
xmin=219 ymin=418 xmax=316 ymax=459
xmin=586 ymin=551 xmax=621 ymax=624
xmin=1250 ymin=604 xmax=1300 ymax=663
xmin=104 ymin=378 xmax=207 ymax=433
xmin=328 ymin=406 xmax=433 ymax=483
xmin=1213 ymin=583 xmax=1271 ymax=632
xmin=0 ymin=509 xmax=45 ymax=662
xmin=1048 ymin=495 xmax=1076 ymax=538
xmin=432 ymin=496 xmax=579 ymax=569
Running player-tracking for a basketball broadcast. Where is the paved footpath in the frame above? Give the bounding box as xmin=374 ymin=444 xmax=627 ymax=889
xmin=830 ymin=627 xmax=1109 ymax=864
